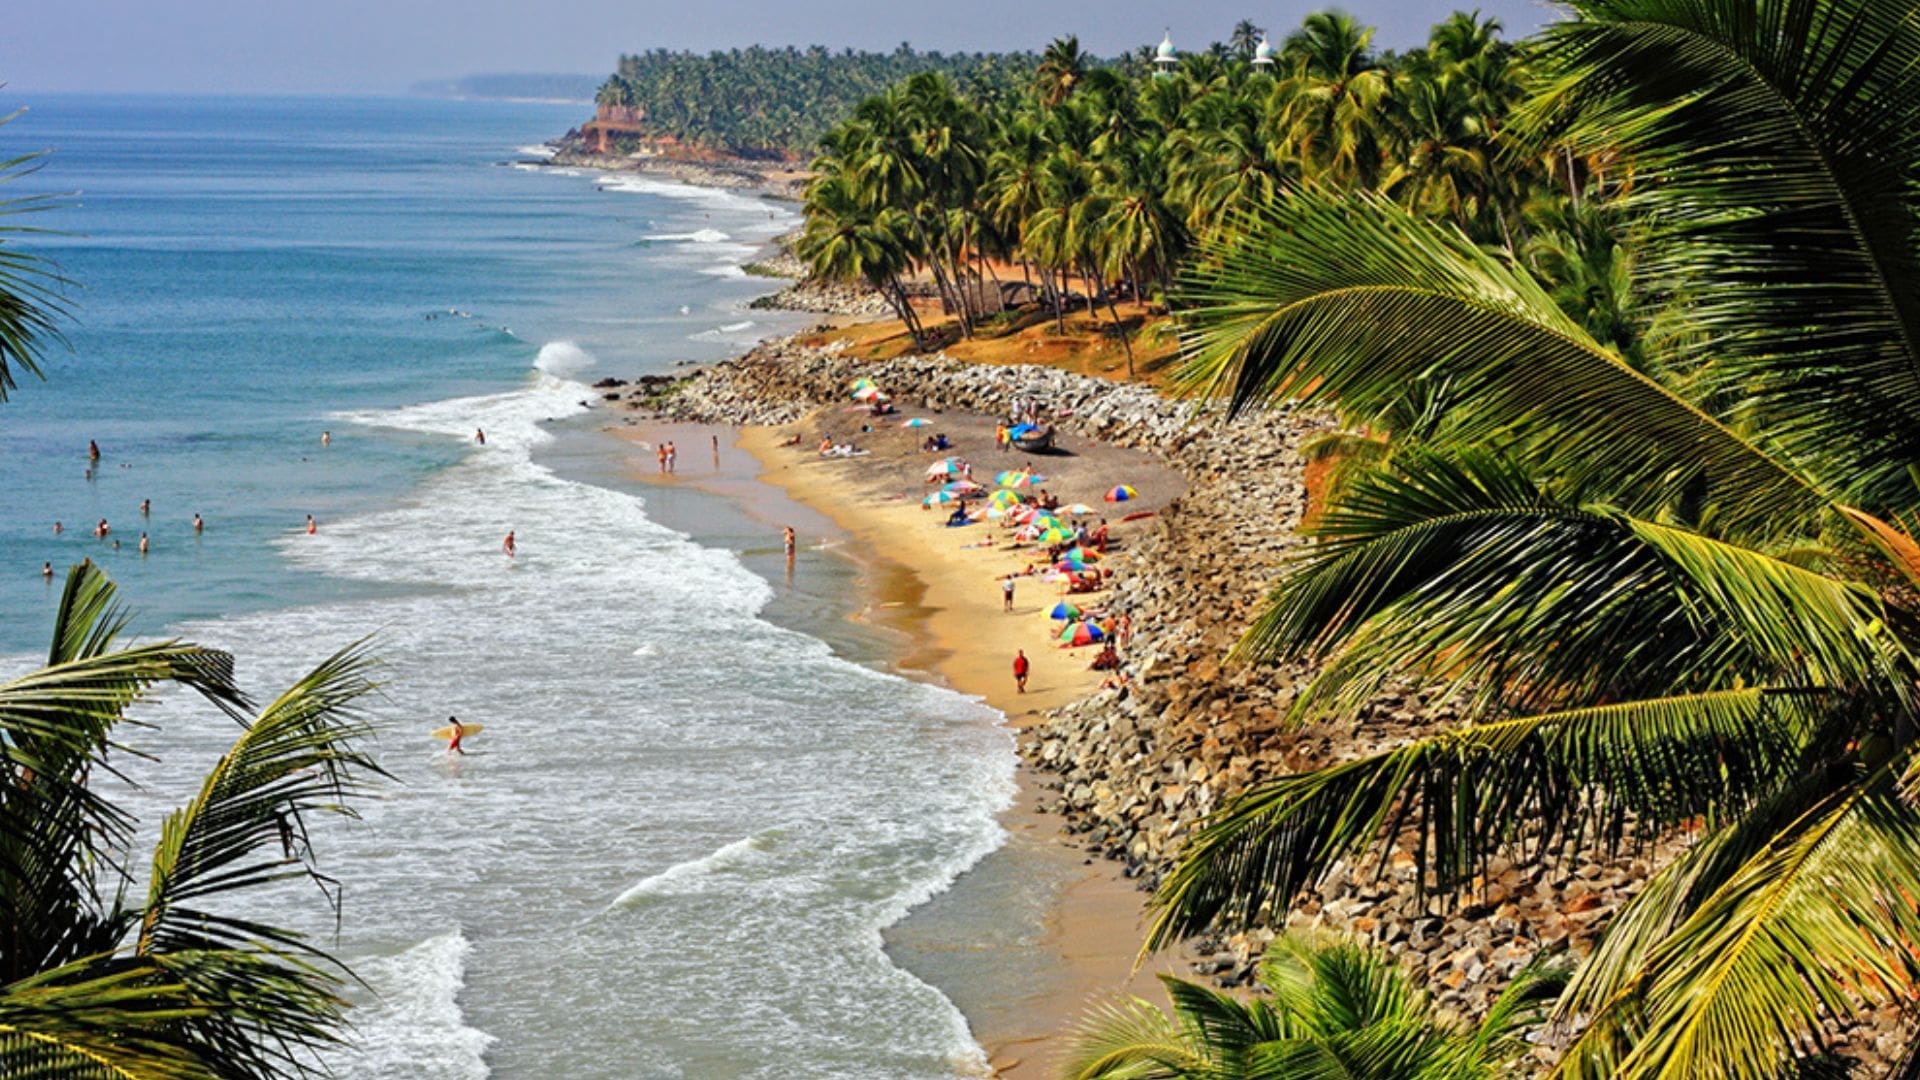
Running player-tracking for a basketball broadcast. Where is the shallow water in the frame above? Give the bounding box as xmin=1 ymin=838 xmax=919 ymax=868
xmin=0 ymin=94 xmax=1020 ymax=1078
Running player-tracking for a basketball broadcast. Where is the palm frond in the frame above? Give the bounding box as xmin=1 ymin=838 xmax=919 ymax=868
xmin=1520 ymin=0 xmax=1920 ymax=509
xmin=1144 ymin=688 xmax=1822 ymax=952
xmin=1173 ymin=189 xmax=1825 ymax=536
xmin=1556 ymin=768 xmax=1920 ymax=1080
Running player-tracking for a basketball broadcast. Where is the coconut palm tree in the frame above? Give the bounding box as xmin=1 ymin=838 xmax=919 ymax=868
xmin=1155 ymin=1 xmax=1920 ymax=1076
xmin=1066 ymin=931 xmax=1565 ymax=1079
xmin=1035 ymin=36 xmax=1090 ymax=109
xmin=0 ymin=106 xmax=66 ymax=402
xmin=0 ymin=564 xmax=385 ymax=1078
xmin=1229 ymin=20 xmax=1267 ymax=62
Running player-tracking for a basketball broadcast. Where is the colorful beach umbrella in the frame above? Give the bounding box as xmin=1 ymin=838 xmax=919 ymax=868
xmin=1037 ymin=525 xmax=1078 ymax=544
xmin=849 ymin=376 xmax=876 ymax=393
xmin=853 ymin=385 xmax=883 ymax=402
xmin=1049 ymin=602 xmax=1082 ymax=621
xmin=923 ymin=491 xmax=960 ymax=506
xmin=1104 ymin=485 xmax=1138 ymax=503
xmin=988 ymin=489 xmax=1027 ymax=508
xmin=943 ymin=480 xmax=985 ymax=495
xmin=1059 ymin=621 xmax=1105 ymax=647
xmin=1061 ymin=503 xmax=1097 ymax=516
xmin=994 ymin=470 xmax=1035 ymax=488
xmin=925 ymin=458 xmax=966 ymax=478
xmin=1063 ymin=547 xmax=1099 ymax=563
xmin=901 ymin=418 xmax=933 ymax=428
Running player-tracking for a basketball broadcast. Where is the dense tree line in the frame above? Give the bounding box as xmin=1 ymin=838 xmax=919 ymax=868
xmin=593 ymin=46 xmax=1037 ymax=158
xmin=794 ymin=14 xmax=1634 ymax=377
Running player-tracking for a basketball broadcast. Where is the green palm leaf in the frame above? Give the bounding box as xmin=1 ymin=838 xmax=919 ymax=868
xmin=1175 ymin=190 xmax=1825 ymax=536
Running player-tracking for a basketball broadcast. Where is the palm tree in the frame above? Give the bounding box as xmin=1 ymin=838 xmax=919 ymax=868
xmin=1154 ymin=1 xmax=1920 ymax=1076
xmin=1035 ymin=36 xmax=1090 ymax=108
xmin=1066 ymin=932 xmax=1565 ymax=1079
xmin=0 ymin=564 xmax=385 ymax=1078
xmin=797 ymin=171 xmax=927 ymax=347
xmin=0 ymin=106 xmax=67 ymax=402
xmin=1229 ymin=20 xmax=1267 ymax=62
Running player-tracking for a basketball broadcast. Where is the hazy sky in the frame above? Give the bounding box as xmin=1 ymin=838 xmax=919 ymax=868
xmin=7 ymin=0 xmax=1559 ymax=95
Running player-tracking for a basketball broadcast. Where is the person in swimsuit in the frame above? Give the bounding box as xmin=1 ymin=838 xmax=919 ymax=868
xmin=321 ymin=431 xmax=331 ymax=447
xmin=783 ymin=526 xmax=795 ymax=561
xmin=140 ymin=499 xmax=150 ymax=517
xmin=306 ymin=515 xmax=317 ymax=535
xmin=88 ymin=440 xmax=100 ymax=462
xmin=657 ymin=444 xmax=668 ymax=473
xmin=503 ymin=530 xmax=516 ymax=557
xmin=445 ymin=715 xmax=466 ymax=755
xmin=41 ymin=562 xmax=52 ymax=579
xmin=139 ymin=533 xmax=149 ymax=555
xmin=193 ymin=513 xmax=204 ymax=534
xmin=476 ymin=428 xmax=487 ymax=445
xmin=53 ymin=521 xmax=62 ymax=535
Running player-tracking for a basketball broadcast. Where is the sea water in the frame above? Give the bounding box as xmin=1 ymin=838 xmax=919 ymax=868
xmin=0 ymin=94 xmax=1016 ymax=1078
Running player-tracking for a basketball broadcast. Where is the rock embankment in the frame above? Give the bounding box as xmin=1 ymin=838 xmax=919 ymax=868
xmin=611 ymin=338 xmax=1909 ymax=1071
xmin=747 ymin=280 xmax=893 ymax=318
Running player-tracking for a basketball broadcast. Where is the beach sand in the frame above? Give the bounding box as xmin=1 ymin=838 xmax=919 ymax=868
xmin=611 ymin=406 xmax=1194 ymax=1076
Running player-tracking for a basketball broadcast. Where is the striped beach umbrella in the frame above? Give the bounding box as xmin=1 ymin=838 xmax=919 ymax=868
xmin=925 ymin=457 xmax=966 ymax=478
xmin=849 ymin=376 xmax=876 ymax=395
xmin=995 ymin=470 xmax=1038 ymax=488
xmin=1049 ymin=601 xmax=1082 ymax=621
xmin=1059 ymin=621 xmax=1105 ymax=647
xmin=901 ymin=418 xmax=933 ymax=428
xmin=923 ymin=491 xmax=960 ymax=506
xmin=943 ymin=480 xmax=985 ymax=495
xmin=1037 ymin=524 xmax=1078 ymax=544
xmin=1061 ymin=503 xmax=1097 ymax=516
xmin=1104 ymin=485 xmax=1138 ymax=503
xmin=989 ymin=489 xmax=1027 ymax=508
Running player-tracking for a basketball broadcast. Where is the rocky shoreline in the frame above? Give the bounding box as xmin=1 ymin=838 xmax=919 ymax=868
xmin=603 ymin=336 xmax=1907 ymax=1072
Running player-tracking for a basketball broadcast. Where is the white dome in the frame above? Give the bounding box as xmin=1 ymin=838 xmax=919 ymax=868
xmin=1254 ymin=36 xmax=1275 ymax=60
xmin=1156 ymin=32 xmax=1177 ymax=59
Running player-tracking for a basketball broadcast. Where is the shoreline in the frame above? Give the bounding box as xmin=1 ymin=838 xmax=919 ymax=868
xmin=608 ymin=414 xmax=1188 ymax=1076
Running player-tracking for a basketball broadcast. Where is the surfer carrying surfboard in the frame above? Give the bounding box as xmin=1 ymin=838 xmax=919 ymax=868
xmin=445 ymin=715 xmax=466 ymax=755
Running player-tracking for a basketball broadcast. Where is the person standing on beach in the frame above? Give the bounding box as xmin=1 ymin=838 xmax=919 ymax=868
xmin=657 ymin=444 xmax=668 ymax=473
xmin=665 ymin=442 xmax=677 ymax=473
xmin=1002 ymin=575 xmax=1015 ymax=612
xmin=1013 ymin=650 xmax=1030 ymax=693
xmin=503 ymin=531 xmax=516 ymax=557
xmin=783 ymin=526 xmax=796 ymax=562
xmin=712 ymin=433 xmax=720 ymax=464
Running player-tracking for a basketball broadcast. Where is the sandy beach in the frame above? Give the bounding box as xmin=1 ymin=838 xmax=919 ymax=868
xmin=613 ymin=402 xmax=1196 ymax=1076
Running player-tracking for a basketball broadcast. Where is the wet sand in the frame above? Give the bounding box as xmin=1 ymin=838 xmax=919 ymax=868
xmin=608 ymin=407 xmax=1192 ymax=1076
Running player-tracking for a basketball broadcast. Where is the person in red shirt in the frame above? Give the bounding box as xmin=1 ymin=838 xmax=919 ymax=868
xmin=1013 ymin=650 xmax=1030 ymax=693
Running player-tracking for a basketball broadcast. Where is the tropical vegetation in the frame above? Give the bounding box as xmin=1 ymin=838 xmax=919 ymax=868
xmin=1142 ymin=0 xmax=1920 ymax=1077
xmin=793 ymin=13 xmax=1581 ymax=375
xmin=1067 ymin=932 xmax=1565 ymax=1079
xmin=592 ymin=45 xmax=1036 ymax=158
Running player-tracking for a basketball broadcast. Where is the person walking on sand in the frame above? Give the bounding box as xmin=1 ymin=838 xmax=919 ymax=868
xmin=1002 ymin=574 xmax=1015 ymax=612
xmin=306 ymin=515 xmax=317 ymax=535
xmin=445 ymin=715 xmax=466 ymax=755
xmin=193 ymin=513 xmax=204 ymax=534
xmin=1013 ymin=650 xmax=1030 ymax=694
xmin=503 ymin=530 xmax=516 ymax=557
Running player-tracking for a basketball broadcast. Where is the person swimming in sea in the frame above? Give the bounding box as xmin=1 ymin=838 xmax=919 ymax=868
xmin=476 ymin=428 xmax=486 ymax=445
xmin=193 ymin=513 xmax=204 ymax=533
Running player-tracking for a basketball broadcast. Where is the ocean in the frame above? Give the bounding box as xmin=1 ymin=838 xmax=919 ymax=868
xmin=0 ymin=94 xmax=1018 ymax=1077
